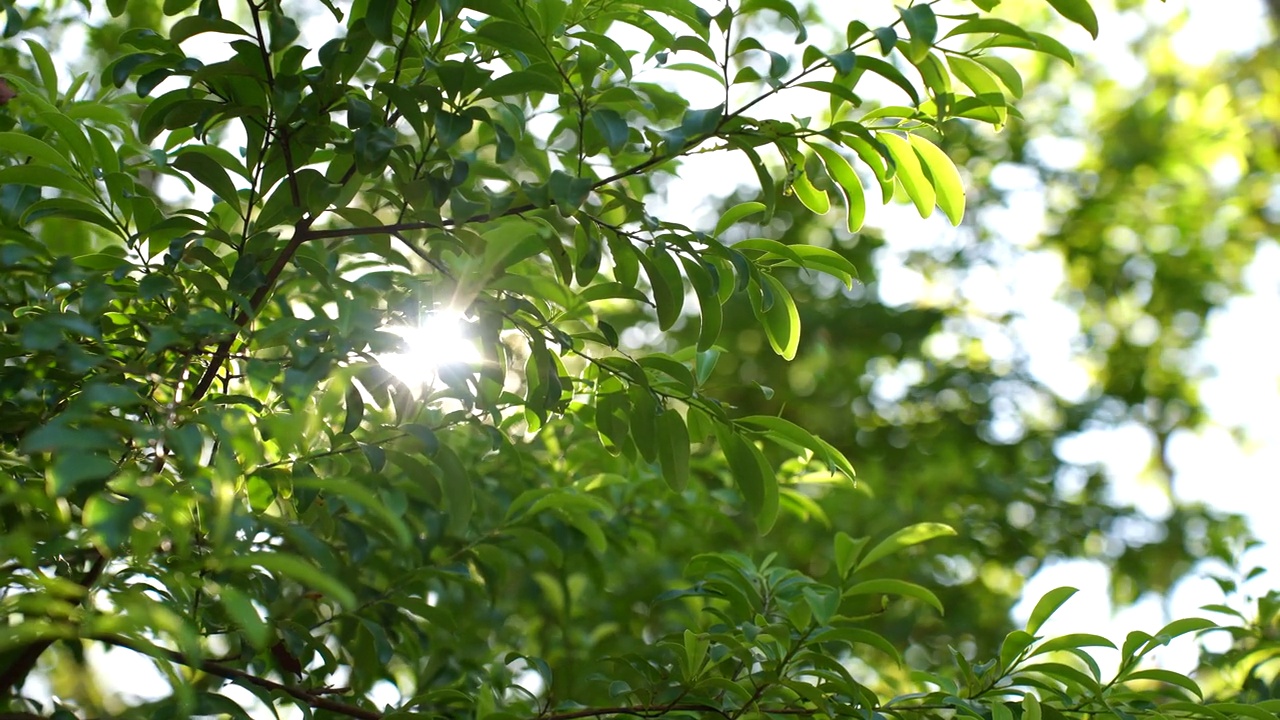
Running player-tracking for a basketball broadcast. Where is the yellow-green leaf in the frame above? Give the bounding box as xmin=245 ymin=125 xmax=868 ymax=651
xmin=1026 ymin=586 xmax=1078 ymax=635
xmin=857 ymin=522 xmax=955 ymax=571
xmin=909 ymin=134 xmax=965 ymax=225
xmin=879 ymin=132 xmax=935 ymax=218
xmin=809 ymin=143 xmax=865 ymax=232
xmin=755 ymin=274 xmax=800 ymax=360
xmin=791 ymin=161 xmax=830 ymax=215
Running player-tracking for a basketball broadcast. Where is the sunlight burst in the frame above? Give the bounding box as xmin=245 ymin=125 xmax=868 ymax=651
xmin=378 ymin=312 xmax=482 ymax=391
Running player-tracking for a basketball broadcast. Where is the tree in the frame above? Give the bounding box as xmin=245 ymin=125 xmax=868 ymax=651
xmin=0 ymin=0 xmax=1276 ymax=719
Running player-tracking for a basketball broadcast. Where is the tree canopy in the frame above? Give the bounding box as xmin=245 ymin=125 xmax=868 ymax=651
xmin=1 ymin=1 xmax=1279 ymax=719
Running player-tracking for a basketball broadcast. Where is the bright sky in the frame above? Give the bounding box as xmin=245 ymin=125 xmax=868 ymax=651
xmin=22 ymin=0 xmax=1280 ymax=711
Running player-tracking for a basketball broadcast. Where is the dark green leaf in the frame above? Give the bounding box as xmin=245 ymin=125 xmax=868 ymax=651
xmin=590 ymin=108 xmax=629 ymax=153
xmin=365 ymin=0 xmax=396 ymax=43
xmin=855 ymin=55 xmax=920 ymax=104
xmin=432 ymin=444 xmax=475 ymax=536
xmin=174 ymin=150 xmax=243 ymax=215
xmin=342 ymin=385 xmax=364 ymax=434
xmin=477 ymin=69 xmax=562 ymax=98
xmin=898 ymin=5 xmax=937 ymax=63
xmin=656 ymin=409 xmax=690 ymax=491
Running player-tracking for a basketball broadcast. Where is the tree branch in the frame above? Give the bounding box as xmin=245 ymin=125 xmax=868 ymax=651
xmin=101 ymin=637 xmax=382 ymax=720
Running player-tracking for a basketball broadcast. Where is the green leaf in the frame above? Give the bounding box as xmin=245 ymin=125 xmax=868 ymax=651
xmin=753 ymin=274 xmax=800 ymax=360
xmin=637 ymin=354 xmax=697 ymax=390
xmin=1137 ymin=617 xmax=1217 ymax=658
xmin=783 ymin=245 xmax=858 ymax=287
xmin=856 ymin=522 xmax=955 ymax=571
xmin=1025 ymin=587 xmax=1078 ymax=635
xmin=1000 ymin=629 xmax=1036 ymax=670
xmin=24 ymin=198 xmax=121 ymax=234
xmin=0 ymin=165 xmax=91 ymax=195
xmin=267 ymin=12 xmax=300 ymax=52
xmin=637 ymin=248 xmax=684 ymax=331
xmin=683 ymin=629 xmax=709 ymax=679
xmin=1021 ymin=662 xmax=1102 ymax=693
xmin=82 ymin=494 xmax=144 ymax=549
xmin=897 ymin=4 xmax=937 ymax=63
xmin=947 ymin=54 xmax=1008 ymax=125
xmin=478 ymin=69 xmax=562 ymax=98
xmin=833 ymin=531 xmax=867 ymax=578
xmin=1159 ymin=702 xmax=1230 ymax=720
xmin=714 ymin=201 xmax=766 ymax=236
xmin=163 ymin=0 xmax=198 ymax=14
xmin=219 ymin=585 xmax=270 ymax=649
xmin=1026 ymin=31 xmax=1076 ymax=66
xmin=1045 ymin=0 xmax=1099 ymax=39
xmin=855 ymin=56 xmax=920 ymax=104
xmin=735 ymin=237 xmax=805 ymax=265
xmin=791 ymin=160 xmax=830 ymax=215
xmin=721 ymin=431 xmax=776 ymax=532
xmin=1023 ymin=694 xmax=1042 ymax=720
xmin=681 ymin=256 xmax=722 ymax=351
xmin=732 ymin=142 xmax=776 ymax=220
xmin=590 ymin=108 xmax=629 ymax=153
xmin=570 ymin=31 xmax=633 ymax=80
xmin=365 ymin=0 xmax=395 ymax=42
xmin=0 ymin=132 xmax=73 ymax=168
xmin=403 ymin=423 xmax=440 ymax=456
xmin=474 ymin=21 xmax=551 ymax=60
xmin=975 ymin=55 xmax=1024 ymax=98
xmin=290 ymin=475 xmax=412 ymax=548
xmin=39 ymin=111 xmax=96 ymax=171
xmin=737 ymin=414 xmax=855 ymax=480
xmin=46 ymin=452 xmax=117 ymax=496
xmin=629 ymin=385 xmax=660 ymax=463
xmin=431 ymin=444 xmax=475 ymax=536
xmin=1031 ymin=633 xmax=1116 ymax=655
xmin=878 ymin=132 xmax=935 ymax=217
xmin=844 ymin=578 xmax=944 ymax=615
xmin=809 ymin=143 xmax=866 ymax=233
xmin=24 ymin=39 xmax=57 ymax=100
xmin=1206 ymin=703 xmax=1278 ymax=720
xmin=943 ymin=18 xmax=1032 ymax=40
xmin=872 ymin=26 xmax=897 ymax=55
xmin=342 ymin=385 xmax=364 ymax=434
xmin=227 ymin=553 xmax=357 ymax=610
xmin=1124 ymin=669 xmax=1202 ymax=700
xmin=909 ymin=134 xmax=965 ymax=225
xmin=174 ymin=150 xmax=243 ymax=215
xmin=170 ymin=16 xmax=253 ymax=43
xmin=656 ymin=409 xmax=691 ymax=491
xmin=811 ymin=626 xmax=901 ymax=665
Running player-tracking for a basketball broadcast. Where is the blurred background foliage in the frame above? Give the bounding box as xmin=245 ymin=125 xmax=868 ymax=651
xmin=602 ymin=0 xmax=1280 ymax=662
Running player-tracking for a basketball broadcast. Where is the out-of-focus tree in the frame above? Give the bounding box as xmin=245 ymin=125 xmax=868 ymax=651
xmin=618 ymin=0 xmax=1280 ymax=661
